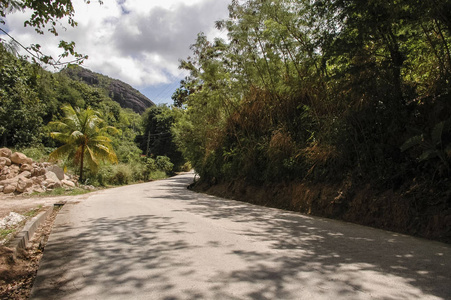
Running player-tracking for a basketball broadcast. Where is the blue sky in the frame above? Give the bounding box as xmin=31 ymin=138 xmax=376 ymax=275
xmin=1 ymin=0 xmax=231 ymax=105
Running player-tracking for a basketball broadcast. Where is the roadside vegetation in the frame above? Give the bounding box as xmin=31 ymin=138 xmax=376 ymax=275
xmin=0 ymin=43 xmax=187 ymax=188
xmin=172 ymin=0 xmax=451 ymax=242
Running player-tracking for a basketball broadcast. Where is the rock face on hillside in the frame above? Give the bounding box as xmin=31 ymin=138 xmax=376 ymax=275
xmin=0 ymin=148 xmax=77 ymax=195
xmin=61 ymin=66 xmax=155 ymax=114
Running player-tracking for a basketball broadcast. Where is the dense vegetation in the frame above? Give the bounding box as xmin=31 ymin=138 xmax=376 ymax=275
xmin=174 ymin=0 xmax=451 ymax=185
xmin=173 ymin=0 xmax=451 ymax=240
xmin=0 ymin=43 xmax=185 ymax=185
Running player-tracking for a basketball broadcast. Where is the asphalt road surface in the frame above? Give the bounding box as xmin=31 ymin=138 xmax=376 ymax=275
xmin=30 ymin=172 xmax=451 ymax=300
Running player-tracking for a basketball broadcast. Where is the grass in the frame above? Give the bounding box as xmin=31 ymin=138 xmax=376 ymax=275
xmin=23 ymin=205 xmax=43 ymax=217
xmin=30 ymin=187 xmax=92 ymax=197
xmin=149 ymin=170 xmax=168 ymax=181
xmin=0 ymin=228 xmax=14 ymax=241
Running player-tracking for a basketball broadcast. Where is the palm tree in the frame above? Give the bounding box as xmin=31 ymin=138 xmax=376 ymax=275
xmin=49 ymin=104 xmax=118 ymax=182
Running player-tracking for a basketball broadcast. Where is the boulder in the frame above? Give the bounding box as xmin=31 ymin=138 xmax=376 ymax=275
xmin=44 ymin=171 xmax=62 ymax=188
xmin=0 ymin=185 xmax=3 ymax=192
xmin=62 ymin=179 xmax=75 ymax=187
xmin=19 ymin=171 xmax=32 ymax=179
xmin=16 ymin=177 xmax=33 ymax=193
xmin=32 ymin=176 xmax=44 ymax=185
xmin=10 ymin=152 xmax=29 ymax=165
xmin=1 ymin=166 xmax=10 ymax=175
xmin=45 ymin=171 xmax=60 ymax=182
xmin=46 ymin=165 xmax=65 ymax=180
xmin=0 ymin=157 xmax=11 ymax=167
xmin=0 ymin=171 xmax=32 ymax=187
xmin=9 ymin=165 xmax=20 ymax=177
xmin=47 ymin=181 xmax=62 ymax=189
xmin=20 ymin=163 xmax=33 ymax=172
xmin=31 ymin=167 xmax=44 ymax=177
xmin=0 ymin=148 xmax=12 ymax=158
xmin=32 ymin=185 xmax=44 ymax=193
xmin=3 ymin=184 xmax=16 ymax=194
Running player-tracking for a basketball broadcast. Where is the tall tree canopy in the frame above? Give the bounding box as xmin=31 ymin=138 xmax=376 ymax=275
xmin=173 ymin=0 xmax=451 ymax=184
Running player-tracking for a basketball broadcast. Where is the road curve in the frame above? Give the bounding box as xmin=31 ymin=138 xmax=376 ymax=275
xmin=31 ymin=172 xmax=451 ymax=300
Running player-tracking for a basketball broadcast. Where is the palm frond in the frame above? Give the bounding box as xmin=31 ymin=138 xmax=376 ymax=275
xmin=49 ymin=104 xmax=119 ymax=179
xmin=49 ymin=143 xmax=76 ymax=161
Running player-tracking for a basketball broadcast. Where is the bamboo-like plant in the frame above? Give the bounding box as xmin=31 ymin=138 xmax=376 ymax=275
xmin=49 ymin=104 xmax=118 ymax=182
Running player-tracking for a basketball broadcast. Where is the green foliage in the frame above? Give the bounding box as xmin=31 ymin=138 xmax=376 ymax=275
xmin=108 ymin=163 xmax=133 ymax=185
xmin=173 ymin=0 xmax=451 ymax=187
xmin=49 ymin=104 xmax=118 ymax=182
xmin=89 ymin=157 xmax=171 ymax=186
xmin=401 ymin=119 xmax=451 ymax=173
xmin=137 ymin=105 xmax=185 ymax=170
xmin=0 ymin=43 xmax=161 ymax=188
xmin=0 ymin=45 xmax=45 ymax=147
xmin=19 ymin=146 xmax=52 ymax=162
xmin=155 ymin=156 xmax=174 ymax=175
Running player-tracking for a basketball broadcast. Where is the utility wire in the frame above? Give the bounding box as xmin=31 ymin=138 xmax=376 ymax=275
xmin=0 ymin=27 xmax=85 ymax=66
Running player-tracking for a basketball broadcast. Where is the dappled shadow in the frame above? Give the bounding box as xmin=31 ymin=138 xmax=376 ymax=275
xmin=31 ymin=213 xmax=196 ymax=299
xmin=159 ymin=174 xmax=451 ymax=300
xmin=32 ymin=172 xmax=451 ymax=299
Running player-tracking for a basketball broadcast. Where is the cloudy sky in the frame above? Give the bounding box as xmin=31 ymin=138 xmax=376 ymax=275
xmin=2 ymin=0 xmax=231 ymax=104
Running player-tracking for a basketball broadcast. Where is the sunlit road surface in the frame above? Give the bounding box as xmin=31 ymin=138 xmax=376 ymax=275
xmin=31 ymin=171 xmax=451 ymax=299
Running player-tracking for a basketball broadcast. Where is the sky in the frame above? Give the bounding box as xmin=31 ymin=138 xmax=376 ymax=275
xmin=1 ymin=0 xmax=231 ymax=104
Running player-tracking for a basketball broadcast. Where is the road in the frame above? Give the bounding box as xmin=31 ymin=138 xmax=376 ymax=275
xmin=30 ymin=172 xmax=451 ymax=300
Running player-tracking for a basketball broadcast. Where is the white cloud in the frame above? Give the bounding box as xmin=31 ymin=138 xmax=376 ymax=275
xmin=1 ymin=0 xmax=230 ymax=91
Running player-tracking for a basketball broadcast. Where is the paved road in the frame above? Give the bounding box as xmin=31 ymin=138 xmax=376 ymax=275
xmin=31 ymin=172 xmax=451 ymax=300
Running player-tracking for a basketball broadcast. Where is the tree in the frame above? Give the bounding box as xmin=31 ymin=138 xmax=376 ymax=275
xmin=49 ymin=104 xmax=118 ymax=182
xmin=0 ymin=0 xmax=102 ymax=65
xmin=137 ymin=105 xmax=185 ymax=170
xmin=0 ymin=43 xmax=45 ymax=147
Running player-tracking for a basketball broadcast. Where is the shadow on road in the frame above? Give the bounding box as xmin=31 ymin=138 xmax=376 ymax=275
xmin=31 ymin=173 xmax=450 ymax=299
xmin=31 ymin=213 xmax=195 ymax=299
xmin=161 ymin=175 xmax=451 ymax=300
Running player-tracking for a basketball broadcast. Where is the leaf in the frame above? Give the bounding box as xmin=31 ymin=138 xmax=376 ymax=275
xmin=400 ymin=134 xmax=423 ymax=152
xmin=418 ymin=149 xmax=438 ymax=162
xmin=431 ymin=121 xmax=445 ymax=146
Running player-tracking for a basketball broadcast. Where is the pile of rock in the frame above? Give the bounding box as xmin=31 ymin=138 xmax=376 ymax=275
xmin=0 ymin=148 xmax=78 ymax=195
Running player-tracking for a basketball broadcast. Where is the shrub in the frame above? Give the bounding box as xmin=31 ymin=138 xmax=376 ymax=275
xmin=109 ymin=164 xmax=133 ymax=185
xmin=19 ymin=146 xmax=52 ymax=162
xmin=155 ymin=156 xmax=174 ymax=174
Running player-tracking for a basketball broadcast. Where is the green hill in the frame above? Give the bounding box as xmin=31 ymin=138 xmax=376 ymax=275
xmin=61 ymin=66 xmax=155 ymax=114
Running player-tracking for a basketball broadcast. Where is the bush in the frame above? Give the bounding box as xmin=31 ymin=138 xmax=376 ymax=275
xmin=109 ymin=164 xmax=133 ymax=185
xmin=155 ymin=156 xmax=174 ymax=174
xmin=19 ymin=146 xmax=53 ymax=162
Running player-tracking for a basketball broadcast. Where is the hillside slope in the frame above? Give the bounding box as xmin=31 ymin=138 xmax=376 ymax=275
xmin=61 ymin=66 xmax=155 ymax=114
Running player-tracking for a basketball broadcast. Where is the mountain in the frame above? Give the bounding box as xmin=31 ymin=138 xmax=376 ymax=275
xmin=61 ymin=66 xmax=155 ymax=114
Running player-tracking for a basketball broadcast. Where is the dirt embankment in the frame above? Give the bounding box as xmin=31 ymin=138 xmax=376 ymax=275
xmin=194 ymin=179 xmax=451 ymax=244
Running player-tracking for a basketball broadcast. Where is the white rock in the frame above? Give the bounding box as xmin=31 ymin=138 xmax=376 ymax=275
xmin=0 ymin=212 xmax=25 ymax=229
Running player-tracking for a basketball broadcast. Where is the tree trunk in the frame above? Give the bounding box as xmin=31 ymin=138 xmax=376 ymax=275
xmin=79 ymin=144 xmax=85 ymax=183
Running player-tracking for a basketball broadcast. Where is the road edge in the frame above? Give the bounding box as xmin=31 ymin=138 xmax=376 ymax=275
xmin=8 ymin=206 xmax=54 ymax=255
